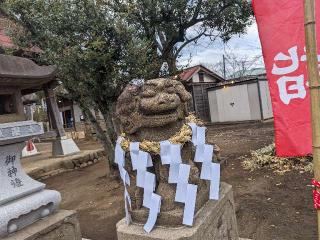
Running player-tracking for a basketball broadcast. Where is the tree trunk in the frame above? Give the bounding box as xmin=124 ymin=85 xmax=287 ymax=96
xmin=163 ymin=51 xmax=178 ymax=76
xmin=81 ymin=105 xmax=113 ymax=177
xmin=168 ymin=58 xmax=177 ymax=76
xmin=102 ymin=108 xmax=117 ymax=144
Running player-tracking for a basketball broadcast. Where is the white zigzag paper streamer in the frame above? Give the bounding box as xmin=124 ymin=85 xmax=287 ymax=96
xmin=174 ymin=163 xmax=198 ymax=226
xmin=159 ymin=141 xmax=182 ymax=183
xmin=188 ymin=124 xmax=221 ymax=200
xmin=160 ymin=142 xmax=197 ymax=226
xmin=129 ymin=144 xmax=161 ymax=233
xmin=142 ymin=172 xmax=161 ymax=233
xmin=115 ymin=137 xmax=132 ymax=224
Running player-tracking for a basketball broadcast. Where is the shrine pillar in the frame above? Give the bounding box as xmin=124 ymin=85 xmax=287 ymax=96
xmin=44 ymin=84 xmax=80 ymax=157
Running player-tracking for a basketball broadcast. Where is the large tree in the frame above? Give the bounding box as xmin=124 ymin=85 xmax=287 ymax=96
xmin=1 ymin=0 xmax=253 ymax=175
xmin=109 ymin=0 xmax=253 ymax=75
xmin=2 ymin=0 xmax=155 ymax=175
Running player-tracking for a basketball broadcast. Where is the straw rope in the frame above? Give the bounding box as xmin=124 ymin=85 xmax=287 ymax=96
xmin=120 ymin=113 xmax=203 ymax=154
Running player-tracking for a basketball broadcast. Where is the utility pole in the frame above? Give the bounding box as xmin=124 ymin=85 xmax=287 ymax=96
xmin=304 ymin=0 xmax=320 ymax=238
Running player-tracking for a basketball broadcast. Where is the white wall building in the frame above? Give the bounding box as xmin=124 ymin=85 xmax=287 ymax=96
xmin=207 ymin=76 xmax=273 ymax=123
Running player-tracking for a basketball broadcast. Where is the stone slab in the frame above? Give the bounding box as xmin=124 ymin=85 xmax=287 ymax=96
xmin=117 ymin=182 xmax=239 ymax=240
xmin=23 ymin=148 xmax=105 ymax=180
xmin=0 ymin=121 xmax=43 ymax=146
xmin=3 ymin=210 xmax=82 ymax=240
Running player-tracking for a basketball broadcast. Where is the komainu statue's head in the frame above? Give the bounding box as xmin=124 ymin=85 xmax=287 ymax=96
xmin=116 ymin=78 xmax=191 ymax=135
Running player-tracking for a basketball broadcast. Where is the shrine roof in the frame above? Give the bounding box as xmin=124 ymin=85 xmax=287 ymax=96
xmin=178 ymin=64 xmax=224 ymax=82
xmin=0 ymin=54 xmax=56 ymax=93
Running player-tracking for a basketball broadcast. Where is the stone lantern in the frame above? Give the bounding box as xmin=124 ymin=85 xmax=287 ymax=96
xmin=0 ymin=55 xmax=63 ymax=237
xmin=0 ymin=54 xmax=80 ymax=157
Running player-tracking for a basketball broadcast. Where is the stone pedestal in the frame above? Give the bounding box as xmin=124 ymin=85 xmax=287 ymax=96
xmin=52 ymin=137 xmax=80 ymax=157
xmin=117 ymin=182 xmax=239 ymax=240
xmin=3 ymin=210 xmax=82 ymax=240
xmin=0 ymin=121 xmax=61 ymax=238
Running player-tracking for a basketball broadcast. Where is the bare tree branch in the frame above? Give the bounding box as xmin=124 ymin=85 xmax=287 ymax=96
xmin=174 ymin=30 xmax=206 ymax=59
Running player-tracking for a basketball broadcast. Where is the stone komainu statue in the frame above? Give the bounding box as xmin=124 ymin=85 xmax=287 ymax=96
xmin=116 ymin=78 xmax=210 ymax=226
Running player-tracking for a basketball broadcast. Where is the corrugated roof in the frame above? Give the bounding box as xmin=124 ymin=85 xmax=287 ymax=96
xmin=230 ymin=68 xmax=266 ymax=79
xmin=207 ymin=73 xmax=267 ymax=91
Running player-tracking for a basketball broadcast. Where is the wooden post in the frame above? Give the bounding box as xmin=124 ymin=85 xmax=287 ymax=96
xmin=43 ymin=84 xmax=66 ymax=139
xmin=304 ymin=0 xmax=320 ymax=238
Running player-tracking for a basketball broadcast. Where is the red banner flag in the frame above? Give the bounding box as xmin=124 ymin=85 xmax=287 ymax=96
xmin=252 ymin=0 xmax=320 ymax=156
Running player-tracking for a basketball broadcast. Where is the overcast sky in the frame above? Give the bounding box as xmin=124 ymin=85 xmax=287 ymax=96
xmin=178 ymin=21 xmax=265 ymax=72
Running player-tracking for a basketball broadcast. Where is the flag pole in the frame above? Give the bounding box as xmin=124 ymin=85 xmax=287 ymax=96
xmin=304 ymin=0 xmax=320 ymax=238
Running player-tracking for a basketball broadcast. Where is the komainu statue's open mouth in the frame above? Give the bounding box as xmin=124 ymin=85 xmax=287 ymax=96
xmin=141 ymin=110 xmax=179 ymax=126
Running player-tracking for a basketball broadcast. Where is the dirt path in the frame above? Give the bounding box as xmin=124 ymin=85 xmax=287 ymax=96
xmin=208 ymin=122 xmax=317 ymax=239
xmin=44 ymin=163 xmax=123 ymax=240
xmin=44 ymin=122 xmax=317 ymax=240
